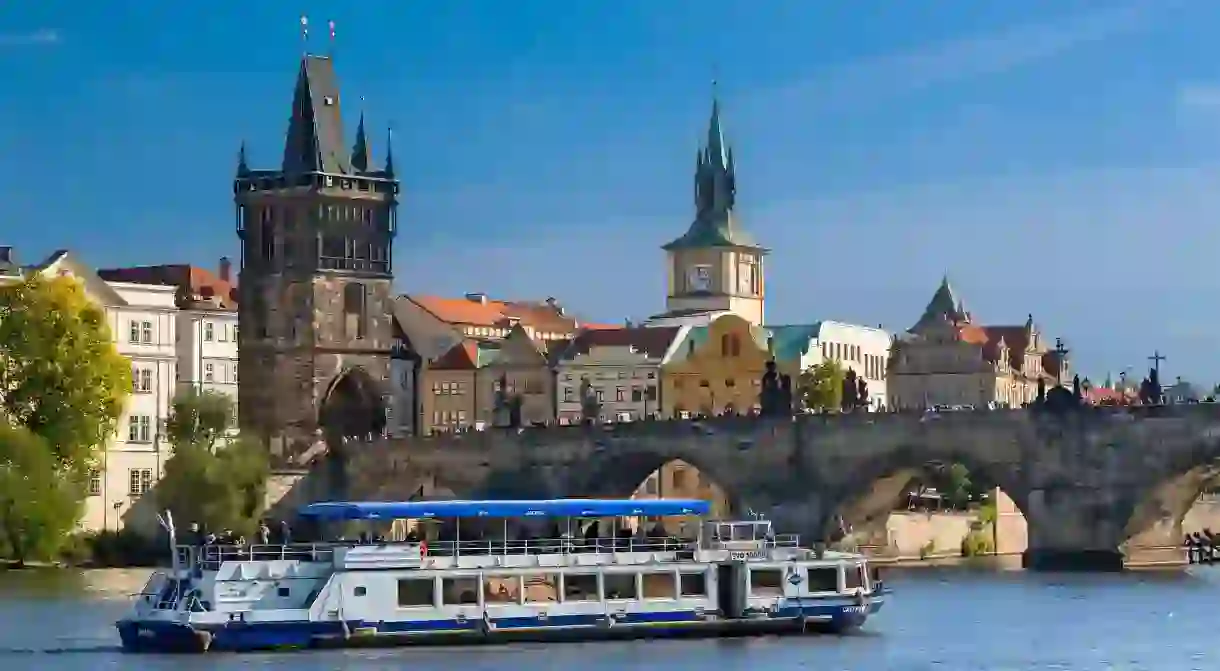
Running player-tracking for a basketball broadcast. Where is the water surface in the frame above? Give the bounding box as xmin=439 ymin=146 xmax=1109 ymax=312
xmin=0 ymin=566 xmax=1216 ymax=670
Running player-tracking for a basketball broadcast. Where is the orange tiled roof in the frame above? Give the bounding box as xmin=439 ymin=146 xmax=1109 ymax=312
xmin=97 ymin=264 xmax=237 ymax=310
xmin=408 ymin=294 xmax=582 ymax=334
xmin=431 ymin=340 xmax=480 ymax=370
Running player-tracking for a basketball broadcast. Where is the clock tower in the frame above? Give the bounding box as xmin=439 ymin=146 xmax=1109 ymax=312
xmin=660 ymin=89 xmax=767 ymax=325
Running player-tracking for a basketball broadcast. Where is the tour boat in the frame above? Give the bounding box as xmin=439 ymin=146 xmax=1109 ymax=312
xmin=116 ymin=499 xmax=889 ymax=653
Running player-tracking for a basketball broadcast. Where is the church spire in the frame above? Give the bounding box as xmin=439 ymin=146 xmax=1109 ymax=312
xmin=351 ymin=111 xmax=370 ymax=172
xmin=282 ymin=55 xmax=351 ymax=174
xmin=236 ymin=141 xmax=250 ymax=177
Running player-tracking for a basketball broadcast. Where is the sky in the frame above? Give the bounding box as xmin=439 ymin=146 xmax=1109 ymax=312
xmin=2 ymin=0 xmax=1219 ymax=383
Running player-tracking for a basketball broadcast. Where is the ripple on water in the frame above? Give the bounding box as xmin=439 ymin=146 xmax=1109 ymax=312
xmin=0 ymin=567 xmax=1218 ymax=670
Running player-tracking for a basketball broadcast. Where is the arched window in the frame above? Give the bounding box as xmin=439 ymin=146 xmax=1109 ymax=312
xmin=343 ymin=283 xmax=367 ymax=340
xmin=721 ymin=334 xmax=731 ymax=357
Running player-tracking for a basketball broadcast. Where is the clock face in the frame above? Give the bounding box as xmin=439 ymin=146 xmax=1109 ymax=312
xmin=687 ymin=265 xmax=711 ymax=292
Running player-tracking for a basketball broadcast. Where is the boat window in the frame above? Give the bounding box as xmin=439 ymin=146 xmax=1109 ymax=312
xmin=564 ymin=573 xmax=599 ymax=602
xmin=844 ymin=564 xmax=864 ymax=589
xmin=679 ymin=571 xmax=707 ymax=597
xmin=483 ymin=575 xmax=521 ymax=604
xmin=603 ymin=573 xmax=638 ymax=600
xmin=748 ymin=569 xmax=784 ymax=596
xmin=640 ymin=571 xmax=677 ymax=599
xmin=277 ymin=587 xmax=290 ymax=597
xmin=396 ymin=578 xmax=435 ymax=607
xmin=523 ymin=574 xmax=560 ymax=603
xmin=353 ymin=586 xmax=367 ymax=597
xmin=807 ymin=567 xmax=838 ymax=592
xmin=442 ymin=577 xmax=479 ymax=606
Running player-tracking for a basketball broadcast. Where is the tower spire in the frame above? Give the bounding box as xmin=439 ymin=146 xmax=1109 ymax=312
xmin=236 ymin=141 xmax=249 ymax=177
xmin=351 ymin=107 xmax=370 ymax=172
xmin=384 ymin=125 xmax=395 ymax=177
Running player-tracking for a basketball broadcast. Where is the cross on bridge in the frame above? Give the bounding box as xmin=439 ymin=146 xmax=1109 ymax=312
xmin=1149 ymin=350 xmax=1167 ymax=375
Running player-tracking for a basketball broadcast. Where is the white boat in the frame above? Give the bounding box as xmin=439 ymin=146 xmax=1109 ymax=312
xmin=117 ymin=499 xmax=889 ymax=653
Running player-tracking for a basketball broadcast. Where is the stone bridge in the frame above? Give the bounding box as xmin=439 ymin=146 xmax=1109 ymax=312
xmin=311 ymin=406 xmax=1220 ymax=571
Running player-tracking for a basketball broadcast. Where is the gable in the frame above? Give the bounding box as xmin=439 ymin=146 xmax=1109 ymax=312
xmin=492 ymin=326 xmax=546 ymax=366
xmin=39 ymin=252 xmax=127 ymax=306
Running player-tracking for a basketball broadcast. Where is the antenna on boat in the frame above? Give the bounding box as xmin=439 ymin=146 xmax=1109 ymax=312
xmin=157 ymin=509 xmax=180 ymax=575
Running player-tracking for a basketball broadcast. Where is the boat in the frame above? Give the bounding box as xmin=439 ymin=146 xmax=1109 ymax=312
xmin=117 ymin=499 xmax=889 ymax=653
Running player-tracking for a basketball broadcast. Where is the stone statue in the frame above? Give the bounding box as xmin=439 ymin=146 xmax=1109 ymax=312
xmin=779 ymin=373 xmax=793 ymax=416
xmin=841 ymin=368 xmax=859 ymax=412
xmin=1072 ymin=374 xmax=1083 ymax=403
xmin=759 ymin=360 xmax=781 ymax=416
xmin=857 ymin=377 xmax=869 ymax=410
xmin=1036 ymin=377 xmax=1047 ymax=405
xmin=579 ymin=377 xmax=600 ymax=424
xmin=493 ymin=372 xmax=511 ymax=427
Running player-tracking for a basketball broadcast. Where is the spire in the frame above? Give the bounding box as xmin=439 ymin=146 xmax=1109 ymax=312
xmin=706 ymin=82 xmax=728 ymax=170
xmin=282 ymin=55 xmax=351 ymax=175
xmin=351 ymin=111 xmax=370 ymax=172
xmin=911 ymin=275 xmax=968 ymax=333
xmin=384 ymin=126 xmax=395 ymax=178
xmin=236 ymin=141 xmax=250 ymax=177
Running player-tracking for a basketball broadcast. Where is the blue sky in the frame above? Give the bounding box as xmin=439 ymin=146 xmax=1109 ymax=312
xmin=2 ymin=1 xmax=1218 ymax=382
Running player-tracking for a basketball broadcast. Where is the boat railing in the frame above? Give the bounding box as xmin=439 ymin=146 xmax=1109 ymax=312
xmin=424 ymin=535 xmax=694 ymax=557
xmin=188 ymin=543 xmax=340 ymax=571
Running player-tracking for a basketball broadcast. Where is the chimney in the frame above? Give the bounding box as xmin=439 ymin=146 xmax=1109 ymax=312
xmin=219 ymin=257 xmax=232 ymax=283
xmin=464 ymin=292 xmax=487 ymax=305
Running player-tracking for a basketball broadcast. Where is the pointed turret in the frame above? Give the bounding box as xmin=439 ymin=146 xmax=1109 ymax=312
xmin=282 ymin=55 xmax=351 ymax=175
xmin=663 ymin=84 xmax=757 ymax=252
xmin=236 ymin=141 xmax=250 ymax=177
xmin=384 ymin=127 xmax=395 ymax=178
xmin=351 ymin=112 xmax=370 ymax=172
xmin=910 ymin=275 xmax=969 ymax=333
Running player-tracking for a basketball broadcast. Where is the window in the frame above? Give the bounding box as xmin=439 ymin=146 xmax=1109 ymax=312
xmin=204 ymin=363 xmax=214 ymax=382
xmin=679 ymin=571 xmax=707 ymax=597
xmin=277 ymin=587 xmax=290 ymax=597
xmin=807 ymin=567 xmax=838 ymax=592
xmin=595 ymin=388 xmax=604 ymax=403
xmin=749 ymin=569 xmax=784 ymax=596
xmin=128 ymin=415 xmax=152 ymax=443
xmin=204 ymin=322 xmax=214 ymax=341
xmin=483 ymin=575 xmax=521 ymax=604
xmin=641 ymin=572 xmax=676 ymax=600
xmin=603 ymin=573 xmax=637 ymax=600
xmin=563 ymin=573 xmax=599 ymax=602
xmin=721 ymin=334 xmax=731 ymax=357
xmin=233 ymin=326 xmax=239 ymax=342
xmin=631 ymin=388 xmax=642 ymax=402
xmin=128 ymin=468 xmax=153 ymax=496
xmin=88 ymin=469 xmax=102 ymax=496
xmin=646 ymin=386 xmax=657 ymax=401
xmin=396 ymin=578 xmax=435 ymax=607
xmin=137 ymin=368 xmax=152 ymax=393
xmin=523 ymin=574 xmax=560 ymax=603
xmin=141 ymin=321 xmax=153 ymax=344
xmin=353 ymin=586 xmax=367 ymax=597
xmin=615 ymin=387 xmax=625 ymax=402
xmin=442 ymin=577 xmax=480 ymax=605
xmin=343 ymin=283 xmax=367 ymax=340
xmin=564 ymin=387 xmax=574 ymax=402
xmin=128 ymin=320 xmax=139 ymax=343
xmin=844 ymin=564 xmax=864 ymax=590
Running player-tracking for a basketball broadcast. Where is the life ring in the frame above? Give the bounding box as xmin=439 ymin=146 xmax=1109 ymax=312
xmin=192 ymin=630 xmax=213 ymax=653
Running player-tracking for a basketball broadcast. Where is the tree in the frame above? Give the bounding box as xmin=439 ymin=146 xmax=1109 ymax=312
xmin=166 ymin=389 xmax=233 ymax=448
xmin=157 ymin=392 xmax=268 ymax=535
xmin=156 ymin=436 xmax=270 ymax=537
xmin=798 ymin=359 xmax=845 ymax=412
xmin=0 ymin=274 xmax=131 ymax=482
xmin=0 ymin=424 xmax=81 ymax=565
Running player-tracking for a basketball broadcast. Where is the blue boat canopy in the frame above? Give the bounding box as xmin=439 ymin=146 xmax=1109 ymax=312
xmin=298 ymin=499 xmax=712 ymax=521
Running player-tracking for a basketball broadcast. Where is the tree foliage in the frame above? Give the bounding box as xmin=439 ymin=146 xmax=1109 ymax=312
xmin=0 ymin=274 xmax=131 ymax=480
xmin=165 ymin=389 xmax=233 ymax=448
xmin=798 ymin=359 xmax=845 ymax=412
xmin=0 ymin=424 xmax=81 ymax=564
xmin=157 ymin=392 xmax=269 ymax=535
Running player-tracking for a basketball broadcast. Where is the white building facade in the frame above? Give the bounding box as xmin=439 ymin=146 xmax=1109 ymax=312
xmin=803 ymin=320 xmax=892 ymax=411
xmin=552 ymin=326 xmax=689 ymax=424
xmin=176 ymin=306 xmax=239 ymax=414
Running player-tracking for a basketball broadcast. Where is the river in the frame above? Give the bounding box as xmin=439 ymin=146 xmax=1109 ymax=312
xmin=1 ymin=566 xmax=1217 ymax=670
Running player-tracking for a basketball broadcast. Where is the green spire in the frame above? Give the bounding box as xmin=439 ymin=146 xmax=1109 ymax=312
xmin=351 ymin=112 xmax=370 ymax=172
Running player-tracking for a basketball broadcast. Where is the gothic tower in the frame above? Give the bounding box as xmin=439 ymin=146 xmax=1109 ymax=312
xmin=235 ymin=54 xmax=398 ymax=470
xmin=661 ymin=89 xmax=768 ymax=325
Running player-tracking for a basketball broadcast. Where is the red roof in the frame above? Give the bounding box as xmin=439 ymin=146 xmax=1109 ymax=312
xmin=406 ymin=294 xmax=581 ymax=334
xmin=97 ymin=264 xmax=237 ymax=310
xmin=557 ymin=326 xmax=684 ymax=362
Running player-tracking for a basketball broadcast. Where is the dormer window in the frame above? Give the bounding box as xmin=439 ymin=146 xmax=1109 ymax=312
xmin=323 ymin=96 xmax=335 ymax=106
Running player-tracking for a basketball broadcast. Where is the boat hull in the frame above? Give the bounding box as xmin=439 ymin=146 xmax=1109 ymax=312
xmin=117 ymin=594 xmax=886 ymax=654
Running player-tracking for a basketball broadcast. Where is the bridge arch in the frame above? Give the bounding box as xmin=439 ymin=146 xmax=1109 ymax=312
xmin=820 ymin=432 xmax=1029 ymax=556
xmin=319 ymin=366 xmax=386 ymax=445
xmin=1120 ymin=424 xmax=1220 ymax=554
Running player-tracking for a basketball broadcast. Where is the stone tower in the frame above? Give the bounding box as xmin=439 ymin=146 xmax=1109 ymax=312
xmin=234 ymin=54 xmax=398 ymax=471
xmin=661 ymin=88 xmax=768 ymax=325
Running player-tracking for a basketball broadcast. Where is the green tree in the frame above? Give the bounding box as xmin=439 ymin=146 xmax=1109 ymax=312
xmin=0 ymin=274 xmax=131 ymax=481
xmin=157 ymin=391 xmax=269 ymax=535
xmin=798 ymin=359 xmax=845 ymax=412
xmin=165 ymin=389 xmax=233 ymax=448
xmin=0 ymin=424 xmax=81 ymax=565
xmin=943 ymin=463 xmax=973 ymax=509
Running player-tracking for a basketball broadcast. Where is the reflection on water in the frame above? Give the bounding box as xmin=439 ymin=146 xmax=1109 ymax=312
xmin=1 ymin=566 xmax=1219 ymax=670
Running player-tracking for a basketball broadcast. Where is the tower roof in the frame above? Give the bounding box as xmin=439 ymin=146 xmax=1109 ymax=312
xmin=663 ymin=87 xmax=764 ymax=252
xmin=910 ymin=275 xmax=970 ymax=332
xmin=282 ymin=55 xmax=352 ymax=175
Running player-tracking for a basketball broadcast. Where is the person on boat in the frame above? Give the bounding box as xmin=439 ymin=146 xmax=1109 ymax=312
xmin=257 ymin=521 xmax=271 ymax=546
xmin=279 ymin=519 xmax=292 ymax=545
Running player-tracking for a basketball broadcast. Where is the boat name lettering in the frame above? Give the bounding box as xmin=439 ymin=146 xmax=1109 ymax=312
xmin=730 ymin=550 xmax=764 ymax=560
xmin=841 ymin=605 xmax=868 ymax=614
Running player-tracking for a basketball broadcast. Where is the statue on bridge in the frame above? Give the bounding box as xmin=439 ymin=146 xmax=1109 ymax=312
xmin=759 ymin=360 xmax=794 ymax=418
xmin=492 ymin=372 xmax=524 ymax=428
xmin=1138 ymin=367 xmax=1163 ymax=405
xmin=579 ymin=377 xmax=601 ymax=425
